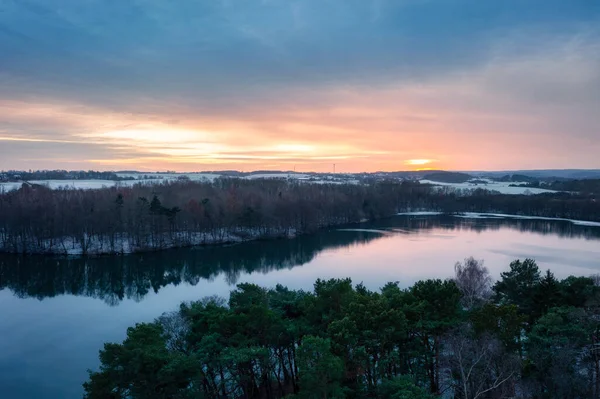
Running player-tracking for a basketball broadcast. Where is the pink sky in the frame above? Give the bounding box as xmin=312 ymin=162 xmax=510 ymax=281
xmin=1 ymin=1 xmax=599 ymax=172
xmin=2 ymin=57 xmax=598 ymax=173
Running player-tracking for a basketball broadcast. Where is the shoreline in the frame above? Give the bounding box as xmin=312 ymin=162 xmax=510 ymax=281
xmin=3 ymin=211 xmax=600 ymax=257
xmin=397 ymin=211 xmax=600 ymax=227
xmin=0 ymin=229 xmax=298 ymax=258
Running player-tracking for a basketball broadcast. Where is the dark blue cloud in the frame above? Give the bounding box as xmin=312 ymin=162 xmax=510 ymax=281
xmin=1 ymin=0 xmax=598 ymax=111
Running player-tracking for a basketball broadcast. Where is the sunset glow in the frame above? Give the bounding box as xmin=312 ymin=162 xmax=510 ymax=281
xmin=0 ymin=1 xmax=598 ymax=172
xmin=405 ymin=159 xmax=435 ymax=166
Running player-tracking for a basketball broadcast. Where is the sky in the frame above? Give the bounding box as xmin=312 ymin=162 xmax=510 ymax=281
xmin=0 ymin=0 xmax=599 ymax=173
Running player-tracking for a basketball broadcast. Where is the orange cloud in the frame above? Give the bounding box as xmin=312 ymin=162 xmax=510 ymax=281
xmin=2 ymin=38 xmax=599 ymax=174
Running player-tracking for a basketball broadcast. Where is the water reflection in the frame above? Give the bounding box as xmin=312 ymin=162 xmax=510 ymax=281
xmin=0 ymin=230 xmax=382 ymax=305
xmin=1 ymin=215 xmax=599 ymax=305
xmin=367 ymin=215 xmax=600 ymax=240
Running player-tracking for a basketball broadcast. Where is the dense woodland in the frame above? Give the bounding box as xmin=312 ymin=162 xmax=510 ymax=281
xmin=1 ymin=179 xmax=599 ymax=255
xmin=515 ymin=179 xmax=600 ymax=195
xmin=84 ymin=258 xmax=600 ymax=398
xmin=0 ymin=179 xmax=413 ymax=255
xmin=426 ymin=188 xmax=600 ymax=222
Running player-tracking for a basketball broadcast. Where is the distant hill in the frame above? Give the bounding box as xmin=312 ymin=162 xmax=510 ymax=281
xmin=545 ymin=179 xmax=600 ymax=194
xmin=474 ymin=169 xmax=600 ymax=180
xmin=494 ymin=174 xmax=539 ymax=183
xmin=422 ymin=171 xmax=473 ymax=183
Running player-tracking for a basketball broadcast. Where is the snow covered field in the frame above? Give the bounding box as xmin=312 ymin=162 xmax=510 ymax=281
xmin=115 ymin=172 xmax=222 ymax=182
xmin=397 ymin=211 xmax=443 ymax=216
xmin=244 ymin=173 xmax=310 ymax=180
xmin=397 ymin=211 xmax=600 ymax=227
xmin=0 ymin=172 xmax=359 ymax=192
xmin=454 ymin=212 xmax=600 ymax=227
xmin=0 ymin=174 xmax=567 ymax=194
xmin=419 ymin=179 xmax=557 ymax=195
xmin=0 ymin=180 xmax=123 ymax=191
xmin=0 ymin=178 xmax=207 ymax=192
xmin=0 ymin=173 xmax=223 ymax=192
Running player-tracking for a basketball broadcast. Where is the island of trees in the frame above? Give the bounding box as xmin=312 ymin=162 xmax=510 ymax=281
xmin=1 ymin=178 xmax=599 ymax=255
xmin=84 ymin=258 xmax=600 ymax=398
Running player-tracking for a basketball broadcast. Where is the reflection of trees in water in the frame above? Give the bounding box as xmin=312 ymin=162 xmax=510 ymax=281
xmin=0 ymin=230 xmax=381 ymax=305
xmin=380 ymin=216 xmax=600 ymax=240
xmin=1 ymin=216 xmax=598 ymax=304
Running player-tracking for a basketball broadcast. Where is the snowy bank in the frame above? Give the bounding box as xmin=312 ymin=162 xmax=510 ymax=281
xmin=419 ymin=179 xmax=558 ymax=195
xmin=0 ymin=228 xmax=297 ymax=256
xmin=397 ymin=211 xmax=600 ymax=228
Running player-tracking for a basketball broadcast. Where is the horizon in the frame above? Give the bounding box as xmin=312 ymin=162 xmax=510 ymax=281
xmin=1 ymin=1 xmax=599 ymax=172
xmin=3 ymin=167 xmax=600 ymax=176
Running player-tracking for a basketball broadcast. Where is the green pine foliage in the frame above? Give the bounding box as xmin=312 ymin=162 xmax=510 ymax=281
xmin=84 ymin=259 xmax=600 ymax=399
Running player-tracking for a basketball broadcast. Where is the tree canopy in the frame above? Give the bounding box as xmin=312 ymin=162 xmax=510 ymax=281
xmin=84 ymin=259 xmax=600 ymax=399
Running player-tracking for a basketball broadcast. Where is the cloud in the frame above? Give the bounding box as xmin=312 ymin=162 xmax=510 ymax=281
xmin=0 ymin=0 xmax=599 ymax=171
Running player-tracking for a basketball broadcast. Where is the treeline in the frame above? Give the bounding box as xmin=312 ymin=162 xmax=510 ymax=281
xmin=2 ymin=215 xmax=599 ymax=305
xmin=84 ymin=258 xmax=600 ymax=398
xmin=0 ymin=179 xmax=424 ymax=255
xmin=495 ymin=174 xmax=540 ymax=183
xmin=0 ymin=169 xmax=130 ymax=182
xmin=427 ymin=188 xmax=600 ymax=222
xmin=422 ymin=171 xmax=472 ymax=183
xmin=1 ymin=178 xmax=600 ymax=255
xmin=526 ymin=179 xmax=600 ymax=195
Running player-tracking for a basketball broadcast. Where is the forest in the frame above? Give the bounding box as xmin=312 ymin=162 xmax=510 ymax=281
xmin=0 ymin=170 xmax=131 ymax=182
xmin=515 ymin=179 xmax=600 ymax=195
xmin=0 ymin=179 xmax=413 ymax=255
xmin=1 ymin=178 xmax=599 ymax=255
xmin=426 ymin=188 xmax=600 ymax=222
xmin=84 ymin=258 xmax=600 ymax=398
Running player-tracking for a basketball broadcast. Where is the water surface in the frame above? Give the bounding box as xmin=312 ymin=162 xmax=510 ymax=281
xmin=1 ymin=215 xmax=600 ymax=398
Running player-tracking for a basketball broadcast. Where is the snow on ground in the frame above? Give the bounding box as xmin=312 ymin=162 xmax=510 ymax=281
xmin=397 ymin=211 xmax=443 ymax=216
xmin=243 ymin=173 xmax=360 ymax=184
xmin=0 ymin=179 xmax=169 ymax=192
xmin=0 ymin=172 xmax=357 ymax=193
xmin=454 ymin=212 xmax=600 ymax=227
xmin=0 ymin=182 xmax=22 ymax=192
xmin=0 ymin=227 xmax=297 ymax=255
xmin=0 ymin=180 xmax=119 ymax=191
xmin=115 ymin=172 xmax=221 ymax=182
xmin=397 ymin=211 xmax=600 ymax=228
xmin=314 ymin=179 xmax=360 ymax=185
xmin=0 ymin=174 xmax=560 ymax=194
xmin=0 ymin=174 xmax=222 ymax=192
xmin=244 ymin=173 xmax=310 ymax=180
xmin=337 ymin=228 xmax=395 ymax=235
xmin=118 ymin=171 xmax=334 ymax=182
xmin=419 ymin=179 xmax=557 ymax=195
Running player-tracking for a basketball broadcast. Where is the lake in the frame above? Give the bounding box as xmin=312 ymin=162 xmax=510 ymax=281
xmin=1 ymin=214 xmax=600 ymax=398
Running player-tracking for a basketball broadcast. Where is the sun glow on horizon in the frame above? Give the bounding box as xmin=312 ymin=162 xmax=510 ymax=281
xmin=405 ymin=159 xmax=434 ymax=166
xmin=0 ymin=99 xmax=456 ymax=172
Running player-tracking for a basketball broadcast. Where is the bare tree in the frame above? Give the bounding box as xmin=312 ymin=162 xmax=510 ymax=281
xmin=158 ymin=310 xmax=191 ymax=354
xmin=454 ymin=257 xmax=492 ymax=309
xmin=0 ymin=179 xmax=423 ymax=255
xmin=443 ymin=325 xmax=520 ymax=399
